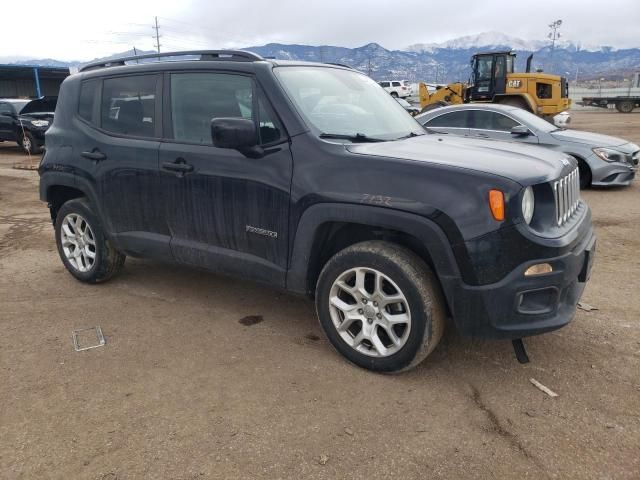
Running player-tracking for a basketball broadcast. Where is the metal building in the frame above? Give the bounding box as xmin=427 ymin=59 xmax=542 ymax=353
xmin=0 ymin=65 xmax=70 ymax=98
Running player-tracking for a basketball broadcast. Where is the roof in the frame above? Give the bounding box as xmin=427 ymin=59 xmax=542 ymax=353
xmin=78 ymin=49 xmax=357 ymax=73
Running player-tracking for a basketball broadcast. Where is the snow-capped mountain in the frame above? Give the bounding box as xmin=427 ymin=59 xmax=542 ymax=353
xmin=407 ymin=31 xmax=614 ymax=54
xmin=407 ymin=31 xmax=547 ymax=53
xmin=3 ymin=33 xmax=638 ymax=83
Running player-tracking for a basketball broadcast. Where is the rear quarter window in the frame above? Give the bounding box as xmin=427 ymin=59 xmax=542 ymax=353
xmin=78 ymin=79 xmax=99 ymax=123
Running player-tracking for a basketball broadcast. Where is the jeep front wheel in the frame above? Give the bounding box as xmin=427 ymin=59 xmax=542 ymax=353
xmin=315 ymin=241 xmax=445 ymax=372
xmin=55 ymin=198 xmax=125 ymax=283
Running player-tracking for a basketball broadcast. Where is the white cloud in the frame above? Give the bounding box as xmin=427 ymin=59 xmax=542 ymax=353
xmin=2 ymin=0 xmax=639 ymax=60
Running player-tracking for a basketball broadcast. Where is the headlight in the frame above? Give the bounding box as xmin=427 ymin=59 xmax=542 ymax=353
xmin=592 ymin=147 xmax=628 ymax=163
xmin=30 ymin=120 xmax=49 ymax=128
xmin=521 ymin=186 xmax=535 ymax=224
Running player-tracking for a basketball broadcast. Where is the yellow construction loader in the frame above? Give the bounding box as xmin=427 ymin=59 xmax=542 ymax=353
xmin=419 ymin=51 xmax=571 ymax=119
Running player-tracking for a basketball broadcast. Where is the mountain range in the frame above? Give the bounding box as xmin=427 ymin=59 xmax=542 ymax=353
xmin=3 ymin=31 xmax=638 ymax=83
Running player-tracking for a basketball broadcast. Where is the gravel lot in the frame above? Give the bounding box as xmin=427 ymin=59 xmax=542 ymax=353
xmin=1 ymin=111 xmax=638 ymax=479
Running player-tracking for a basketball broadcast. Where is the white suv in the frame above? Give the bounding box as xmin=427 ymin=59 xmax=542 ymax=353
xmin=378 ymin=80 xmax=411 ymax=98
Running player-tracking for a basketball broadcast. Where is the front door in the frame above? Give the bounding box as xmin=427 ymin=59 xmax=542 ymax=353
xmin=160 ymin=71 xmax=293 ymax=286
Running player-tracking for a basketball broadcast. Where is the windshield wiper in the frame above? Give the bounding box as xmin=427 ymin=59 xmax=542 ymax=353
xmin=394 ymin=131 xmax=427 ymax=140
xmin=319 ymin=132 xmax=387 ymax=143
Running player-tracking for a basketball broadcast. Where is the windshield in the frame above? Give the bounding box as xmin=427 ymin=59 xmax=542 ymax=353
xmin=274 ymin=66 xmax=423 ymax=140
xmin=515 ymin=108 xmax=559 ymax=133
xmin=10 ymin=100 xmax=30 ymax=114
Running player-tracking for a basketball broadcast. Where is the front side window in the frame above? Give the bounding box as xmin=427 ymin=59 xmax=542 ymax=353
xmin=426 ymin=111 xmax=470 ymax=128
xmin=171 ymin=73 xmax=252 ymax=145
xmin=0 ymin=103 xmax=13 ymax=116
xmin=101 ymin=75 xmax=158 ymax=137
xmin=470 ymin=111 xmax=519 ymax=131
xmin=275 ymin=66 xmax=422 ymax=140
xmin=379 ymin=82 xmax=390 ymax=87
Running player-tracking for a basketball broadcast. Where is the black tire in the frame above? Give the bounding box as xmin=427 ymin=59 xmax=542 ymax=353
xmin=390 ymin=91 xmax=399 ymax=98
xmin=20 ymin=131 xmax=42 ymax=155
xmin=616 ymin=100 xmax=634 ymax=113
xmin=315 ymin=241 xmax=445 ymax=373
xmin=576 ymin=157 xmax=592 ymax=189
xmin=55 ymin=198 xmax=125 ymax=283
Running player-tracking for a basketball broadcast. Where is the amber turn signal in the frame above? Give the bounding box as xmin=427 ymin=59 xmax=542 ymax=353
xmin=488 ymin=189 xmax=505 ymax=221
xmin=524 ymin=263 xmax=553 ymax=276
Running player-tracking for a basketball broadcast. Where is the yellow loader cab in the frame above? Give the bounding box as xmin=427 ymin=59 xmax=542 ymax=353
xmin=419 ymin=51 xmax=571 ymax=119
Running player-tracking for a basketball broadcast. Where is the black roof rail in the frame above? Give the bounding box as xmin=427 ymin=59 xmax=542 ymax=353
xmin=79 ymin=50 xmax=264 ymax=72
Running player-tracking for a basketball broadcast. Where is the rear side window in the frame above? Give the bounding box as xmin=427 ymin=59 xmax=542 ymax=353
xmin=427 ymin=111 xmax=470 ymax=128
xmin=392 ymin=81 xmax=401 ymax=87
xmin=78 ymin=79 xmax=99 ymax=123
xmin=101 ymin=75 xmax=158 ymax=137
xmin=170 ymin=72 xmax=253 ymax=145
xmin=379 ymin=82 xmax=390 ymax=87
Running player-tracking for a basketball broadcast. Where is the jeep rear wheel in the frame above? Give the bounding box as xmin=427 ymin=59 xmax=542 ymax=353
xmin=316 ymin=241 xmax=445 ymax=373
xmin=55 ymin=198 xmax=125 ymax=283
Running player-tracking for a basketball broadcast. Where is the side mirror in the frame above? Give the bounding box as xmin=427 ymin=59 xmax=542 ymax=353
xmin=211 ymin=117 xmax=265 ymax=158
xmin=511 ymin=125 xmax=530 ymax=136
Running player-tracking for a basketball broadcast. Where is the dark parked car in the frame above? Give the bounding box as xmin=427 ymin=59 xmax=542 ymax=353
xmin=417 ymin=104 xmax=639 ymax=188
xmin=39 ymin=51 xmax=595 ymax=372
xmin=0 ymin=97 xmax=57 ymax=154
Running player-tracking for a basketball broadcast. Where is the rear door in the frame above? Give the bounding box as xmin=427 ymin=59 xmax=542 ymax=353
xmin=160 ymin=71 xmax=293 ymax=286
xmin=74 ymin=74 xmax=169 ymax=257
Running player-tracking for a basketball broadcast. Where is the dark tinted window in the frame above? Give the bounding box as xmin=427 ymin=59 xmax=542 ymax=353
xmin=470 ymin=110 xmax=520 ymax=131
xmin=170 ymin=73 xmax=253 ymax=145
xmin=78 ymin=79 xmax=99 ymax=123
xmin=101 ymin=75 xmax=157 ymax=137
xmin=379 ymin=82 xmax=390 ymax=87
xmin=426 ymin=111 xmax=470 ymax=128
xmin=392 ymin=81 xmax=401 ymax=87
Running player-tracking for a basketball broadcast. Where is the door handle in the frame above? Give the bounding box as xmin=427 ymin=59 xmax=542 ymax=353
xmin=162 ymin=160 xmax=194 ymax=173
xmin=81 ymin=149 xmax=106 ymax=161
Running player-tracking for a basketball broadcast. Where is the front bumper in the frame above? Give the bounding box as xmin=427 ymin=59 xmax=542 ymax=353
xmin=445 ymin=224 xmax=596 ymax=340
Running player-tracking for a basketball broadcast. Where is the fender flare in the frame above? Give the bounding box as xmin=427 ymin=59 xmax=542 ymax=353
xmin=286 ymin=203 xmax=467 ymax=298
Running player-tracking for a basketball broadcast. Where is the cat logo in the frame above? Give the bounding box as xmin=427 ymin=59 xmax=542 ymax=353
xmin=507 ymin=80 xmax=522 ymax=88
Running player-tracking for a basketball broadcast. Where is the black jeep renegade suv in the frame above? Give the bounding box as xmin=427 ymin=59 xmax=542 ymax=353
xmin=39 ymin=50 xmax=595 ymax=372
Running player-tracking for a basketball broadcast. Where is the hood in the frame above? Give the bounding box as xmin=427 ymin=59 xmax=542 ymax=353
xmin=550 ymin=128 xmax=628 ymax=148
xmin=18 ymin=97 xmax=57 ymax=116
xmin=346 ymin=134 xmax=575 ymax=185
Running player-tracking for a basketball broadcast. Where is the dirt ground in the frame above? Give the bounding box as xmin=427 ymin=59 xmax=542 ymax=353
xmin=1 ymin=111 xmax=638 ymax=480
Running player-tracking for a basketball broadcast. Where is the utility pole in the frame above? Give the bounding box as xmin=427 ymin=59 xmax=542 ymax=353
xmin=547 ymin=19 xmax=562 ymax=72
xmin=152 ymin=16 xmax=161 ymax=54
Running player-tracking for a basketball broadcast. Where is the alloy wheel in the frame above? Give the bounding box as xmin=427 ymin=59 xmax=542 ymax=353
xmin=328 ymin=267 xmax=411 ymax=357
xmin=60 ymin=213 xmax=96 ymax=272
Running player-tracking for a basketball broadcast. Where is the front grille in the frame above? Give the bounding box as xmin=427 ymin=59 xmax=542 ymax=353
xmin=553 ymin=168 xmax=580 ymax=226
